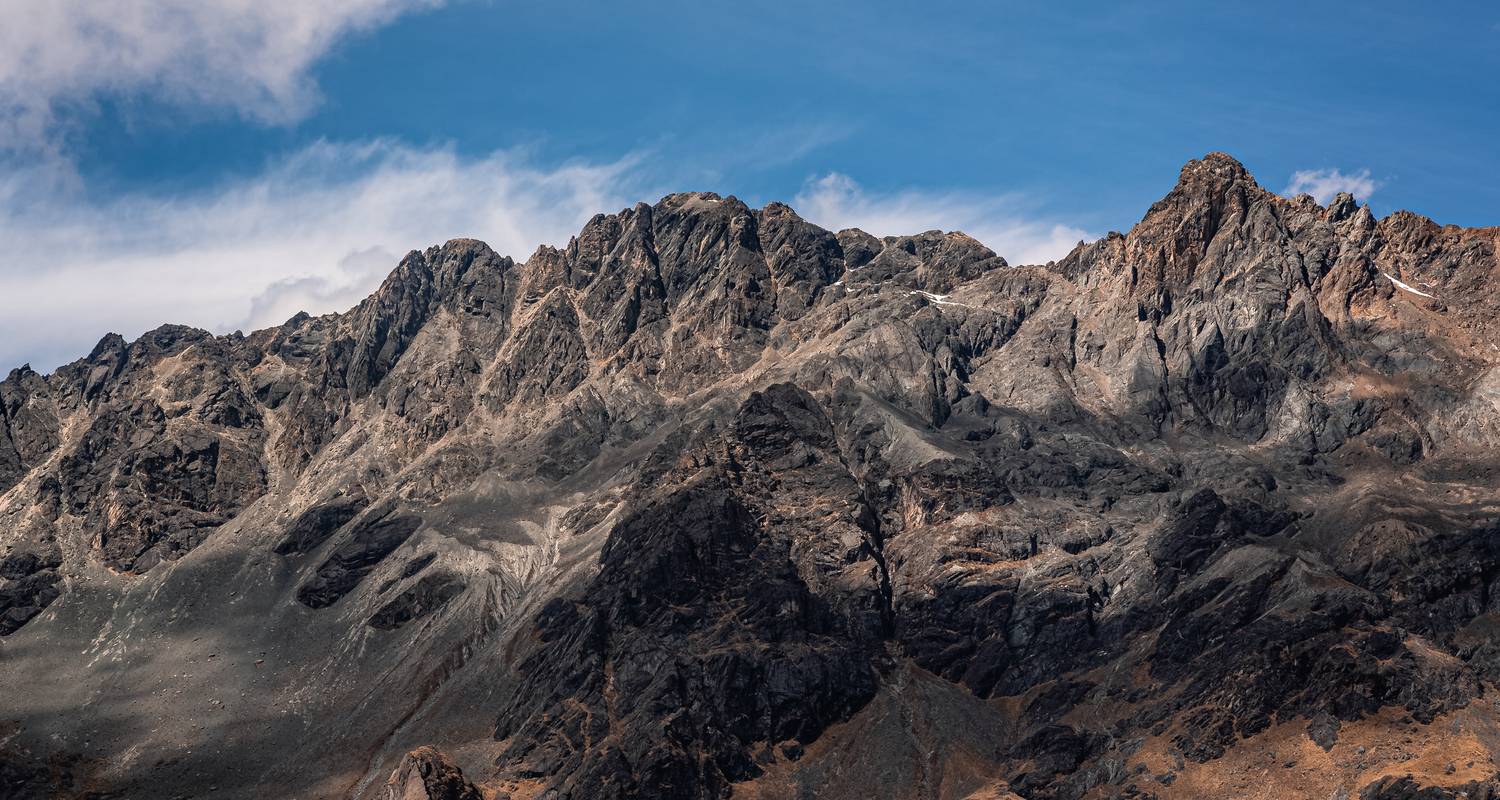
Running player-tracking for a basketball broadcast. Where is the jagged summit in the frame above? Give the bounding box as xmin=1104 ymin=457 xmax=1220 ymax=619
xmin=39 ymin=153 xmax=1458 ymax=389
xmin=2 ymin=154 xmax=1500 ymax=799
xmin=1179 ymin=150 xmax=1254 ymax=181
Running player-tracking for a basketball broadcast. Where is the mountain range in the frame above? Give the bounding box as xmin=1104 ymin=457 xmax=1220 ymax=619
xmin=4 ymin=153 xmax=1500 ymax=799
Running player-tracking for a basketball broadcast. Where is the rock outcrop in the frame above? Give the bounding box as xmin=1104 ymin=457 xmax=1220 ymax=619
xmin=382 ymin=747 xmax=482 ymax=800
xmin=3 ymin=154 xmax=1500 ymax=799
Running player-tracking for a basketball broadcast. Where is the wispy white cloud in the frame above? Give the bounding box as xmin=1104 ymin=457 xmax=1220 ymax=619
xmin=0 ymin=0 xmax=441 ymax=152
xmin=242 ymin=245 xmax=402 ymax=331
xmin=793 ymin=172 xmax=1091 ymax=266
xmin=0 ymin=148 xmax=1097 ymax=373
xmin=0 ymin=141 xmax=649 ymax=371
xmin=0 ymin=1 xmax=1095 ymax=372
xmin=1282 ymin=167 xmax=1380 ymax=204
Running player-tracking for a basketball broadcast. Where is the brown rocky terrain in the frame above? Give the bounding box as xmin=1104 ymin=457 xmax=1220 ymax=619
xmin=3 ymin=153 xmax=1500 ymax=798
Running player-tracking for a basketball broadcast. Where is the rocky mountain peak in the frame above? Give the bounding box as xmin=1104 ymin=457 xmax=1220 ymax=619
xmin=1127 ymin=153 xmax=1273 ymax=273
xmin=1175 ymin=149 xmax=1254 ymax=186
xmin=1326 ymin=190 xmax=1360 ymax=221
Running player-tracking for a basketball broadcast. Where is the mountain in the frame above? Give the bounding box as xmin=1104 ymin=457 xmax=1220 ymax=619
xmin=3 ymin=153 xmax=1500 ymax=799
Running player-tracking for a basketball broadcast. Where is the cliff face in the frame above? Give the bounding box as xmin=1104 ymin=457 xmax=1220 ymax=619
xmin=4 ymin=154 xmax=1500 ymax=799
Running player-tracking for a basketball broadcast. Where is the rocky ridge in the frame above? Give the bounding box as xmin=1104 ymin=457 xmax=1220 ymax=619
xmin=3 ymin=154 xmax=1500 ymax=798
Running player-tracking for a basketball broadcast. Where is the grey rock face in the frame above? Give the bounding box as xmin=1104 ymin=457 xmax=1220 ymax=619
xmin=0 ymin=548 xmax=61 ymax=634
xmin=3 ymin=155 xmax=1500 ymax=799
xmin=492 ymin=385 xmax=887 ymax=798
xmin=295 ymin=506 xmax=425 ymax=609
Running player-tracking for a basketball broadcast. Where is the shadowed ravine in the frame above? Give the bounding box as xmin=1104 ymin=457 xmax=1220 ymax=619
xmin=5 ymin=154 xmax=1500 ymax=799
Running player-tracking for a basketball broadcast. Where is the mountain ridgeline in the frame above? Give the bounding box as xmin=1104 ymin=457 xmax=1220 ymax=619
xmin=4 ymin=154 xmax=1500 ymax=799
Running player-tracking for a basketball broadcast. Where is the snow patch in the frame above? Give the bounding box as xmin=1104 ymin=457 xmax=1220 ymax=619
xmin=1383 ymin=272 xmax=1437 ymax=299
xmin=909 ymin=290 xmax=969 ymax=308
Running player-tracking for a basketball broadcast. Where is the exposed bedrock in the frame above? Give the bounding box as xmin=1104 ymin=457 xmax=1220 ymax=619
xmin=1 ymin=154 xmax=1499 ymax=799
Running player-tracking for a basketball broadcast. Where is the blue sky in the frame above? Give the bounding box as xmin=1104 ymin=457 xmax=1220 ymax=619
xmin=2 ymin=1 xmax=1497 ymax=371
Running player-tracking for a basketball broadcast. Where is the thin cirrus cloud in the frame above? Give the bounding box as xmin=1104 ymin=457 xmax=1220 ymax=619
xmin=1282 ymin=167 xmax=1381 ymax=205
xmin=0 ymin=0 xmax=443 ymax=150
xmin=794 ymin=173 xmax=1091 ymax=267
xmin=0 ymin=141 xmax=648 ymax=372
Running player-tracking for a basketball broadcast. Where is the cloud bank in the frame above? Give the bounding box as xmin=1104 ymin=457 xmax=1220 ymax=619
xmin=794 ymin=173 xmax=1091 ymax=267
xmin=0 ymin=142 xmax=646 ymax=371
xmin=1282 ymin=167 xmax=1380 ymax=204
xmin=0 ymin=0 xmax=440 ymax=150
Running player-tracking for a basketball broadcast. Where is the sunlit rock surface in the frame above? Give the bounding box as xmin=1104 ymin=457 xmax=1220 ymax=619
xmin=4 ymin=155 xmax=1500 ymax=798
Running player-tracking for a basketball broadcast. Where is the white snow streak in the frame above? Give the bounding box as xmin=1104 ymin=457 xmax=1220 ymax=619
xmin=1383 ymin=272 xmax=1437 ymax=299
xmin=909 ymin=290 xmax=969 ymax=308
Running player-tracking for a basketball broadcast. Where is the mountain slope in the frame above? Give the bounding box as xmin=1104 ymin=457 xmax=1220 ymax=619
xmin=3 ymin=154 xmax=1500 ymax=799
